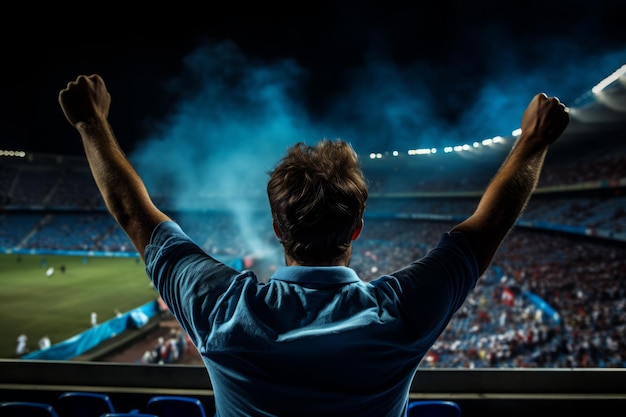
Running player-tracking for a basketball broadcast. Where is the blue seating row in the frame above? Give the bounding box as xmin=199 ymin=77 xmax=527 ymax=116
xmin=1 ymin=393 xmax=460 ymax=416
xmin=0 ymin=392 xmax=208 ymax=417
xmin=406 ymin=400 xmax=462 ymax=416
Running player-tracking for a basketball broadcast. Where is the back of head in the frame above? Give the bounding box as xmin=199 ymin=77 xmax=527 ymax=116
xmin=267 ymin=138 xmax=368 ymax=265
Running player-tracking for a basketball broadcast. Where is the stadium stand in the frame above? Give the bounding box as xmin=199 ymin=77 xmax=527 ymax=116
xmin=1 ymin=71 xmax=626 ymax=415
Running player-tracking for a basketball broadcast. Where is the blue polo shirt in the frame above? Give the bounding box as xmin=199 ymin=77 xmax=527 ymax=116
xmin=145 ymin=221 xmax=478 ymax=417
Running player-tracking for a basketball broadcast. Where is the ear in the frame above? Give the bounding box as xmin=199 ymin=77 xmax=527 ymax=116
xmin=351 ymin=218 xmax=364 ymax=241
xmin=273 ymin=221 xmax=282 ymax=240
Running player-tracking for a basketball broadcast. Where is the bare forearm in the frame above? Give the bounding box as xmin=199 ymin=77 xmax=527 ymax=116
xmin=482 ymin=140 xmax=546 ymax=223
xmin=452 ymin=140 xmax=548 ymax=274
xmin=58 ymin=74 xmax=170 ymax=257
xmin=451 ymin=93 xmax=569 ymax=275
xmin=77 ymin=121 xmax=168 ymax=254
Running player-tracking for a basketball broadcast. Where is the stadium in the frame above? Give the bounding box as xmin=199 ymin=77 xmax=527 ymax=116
xmin=0 ymin=66 xmax=625 ymax=416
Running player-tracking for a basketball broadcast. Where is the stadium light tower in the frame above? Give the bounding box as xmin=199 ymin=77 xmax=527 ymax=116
xmin=591 ymin=64 xmax=626 ymax=113
xmin=592 ymin=64 xmax=626 ymax=94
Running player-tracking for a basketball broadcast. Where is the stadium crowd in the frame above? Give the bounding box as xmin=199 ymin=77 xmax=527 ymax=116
xmin=0 ymin=144 xmax=624 ymax=368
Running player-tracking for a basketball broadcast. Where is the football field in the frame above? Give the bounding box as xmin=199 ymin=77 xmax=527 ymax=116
xmin=0 ymin=253 xmax=159 ymax=359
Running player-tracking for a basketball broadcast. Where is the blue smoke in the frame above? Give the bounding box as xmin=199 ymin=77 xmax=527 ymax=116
xmin=128 ymin=34 xmax=625 ymax=260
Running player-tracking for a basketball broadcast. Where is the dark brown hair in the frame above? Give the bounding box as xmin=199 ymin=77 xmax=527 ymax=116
xmin=267 ymin=139 xmax=368 ymax=265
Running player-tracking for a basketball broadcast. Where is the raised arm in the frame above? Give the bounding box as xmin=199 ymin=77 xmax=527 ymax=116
xmin=452 ymin=93 xmax=569 ymax=275
xmin=58 ymin=74 xmax=170 ymax=259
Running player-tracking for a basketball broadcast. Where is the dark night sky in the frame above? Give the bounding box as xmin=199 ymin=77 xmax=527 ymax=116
xmin=1 ymin=1 xmax=625 ymax=160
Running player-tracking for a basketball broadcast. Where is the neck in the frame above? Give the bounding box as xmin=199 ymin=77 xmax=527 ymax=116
xmin=283 ymin=247 xmax=352 ymax=267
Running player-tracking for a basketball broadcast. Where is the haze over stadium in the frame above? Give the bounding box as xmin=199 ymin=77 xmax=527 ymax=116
xmin=2 ymin=7 xmax=626 ymax=414
xmin=1 ymin=0 xmax=626 ymax=376
xmin=2 ymin=2 xmax=625 ymax=156
xmin=2 ymin=3 xmax=624 ymax=269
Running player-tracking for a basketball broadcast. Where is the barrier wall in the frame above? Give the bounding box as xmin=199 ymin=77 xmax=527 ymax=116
xmin=1 ymin=360 xmax=625 ymax=417
xmin=22 ymin=301 xmax=158 ymax=361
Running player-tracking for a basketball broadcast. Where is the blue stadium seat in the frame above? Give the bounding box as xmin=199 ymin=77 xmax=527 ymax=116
xmin=0 ymin=401 xmax=60 ymax=417
xmin=56 ymin=391 xmax=116 ymax=417
xmin=146 ymin=395 xmax=208 ymax=417
xmin=101 ymin=414 xmax=157 ymax=417
xmin=406 ymin=400 xmax=461 ymax=417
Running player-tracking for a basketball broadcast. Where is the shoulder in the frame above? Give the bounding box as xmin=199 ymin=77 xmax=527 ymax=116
xmin=144 ymin=221 xmax=207 ymax=271
xmin=379 ymin=231 xmax=479 ymax=291
xmin=430 ymin=231 xmax=478 ymax=268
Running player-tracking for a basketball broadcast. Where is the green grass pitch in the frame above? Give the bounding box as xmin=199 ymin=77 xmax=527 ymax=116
xmin=0 ymin=253 xmax=159 ymax=359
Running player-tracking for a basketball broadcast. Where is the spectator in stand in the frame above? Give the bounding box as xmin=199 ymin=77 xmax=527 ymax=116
xmin=59 ymin=73 xmax=568 ymax=416
xmin=142 ymin=350 xmax=158 ymax=364
xmin=153 ymin=337 xmax=166 ymax=364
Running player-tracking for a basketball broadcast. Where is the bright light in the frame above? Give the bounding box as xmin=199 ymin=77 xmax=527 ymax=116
xmin=408 ymin=148 xmax=435 ymax=155
xmin=0 ymin=150 xmax=26 ymax=157
xmin=362 ymin=64 xmax=626 ymax=160
xmin=592 ymin=64 xmax=626 ymax=94
xmin=367 ymin=133 xmax=510 ymax=159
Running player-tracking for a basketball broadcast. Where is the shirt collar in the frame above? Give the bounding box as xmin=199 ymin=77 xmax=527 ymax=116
xmin=270 ymin=266 xmax=361 ymax=287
